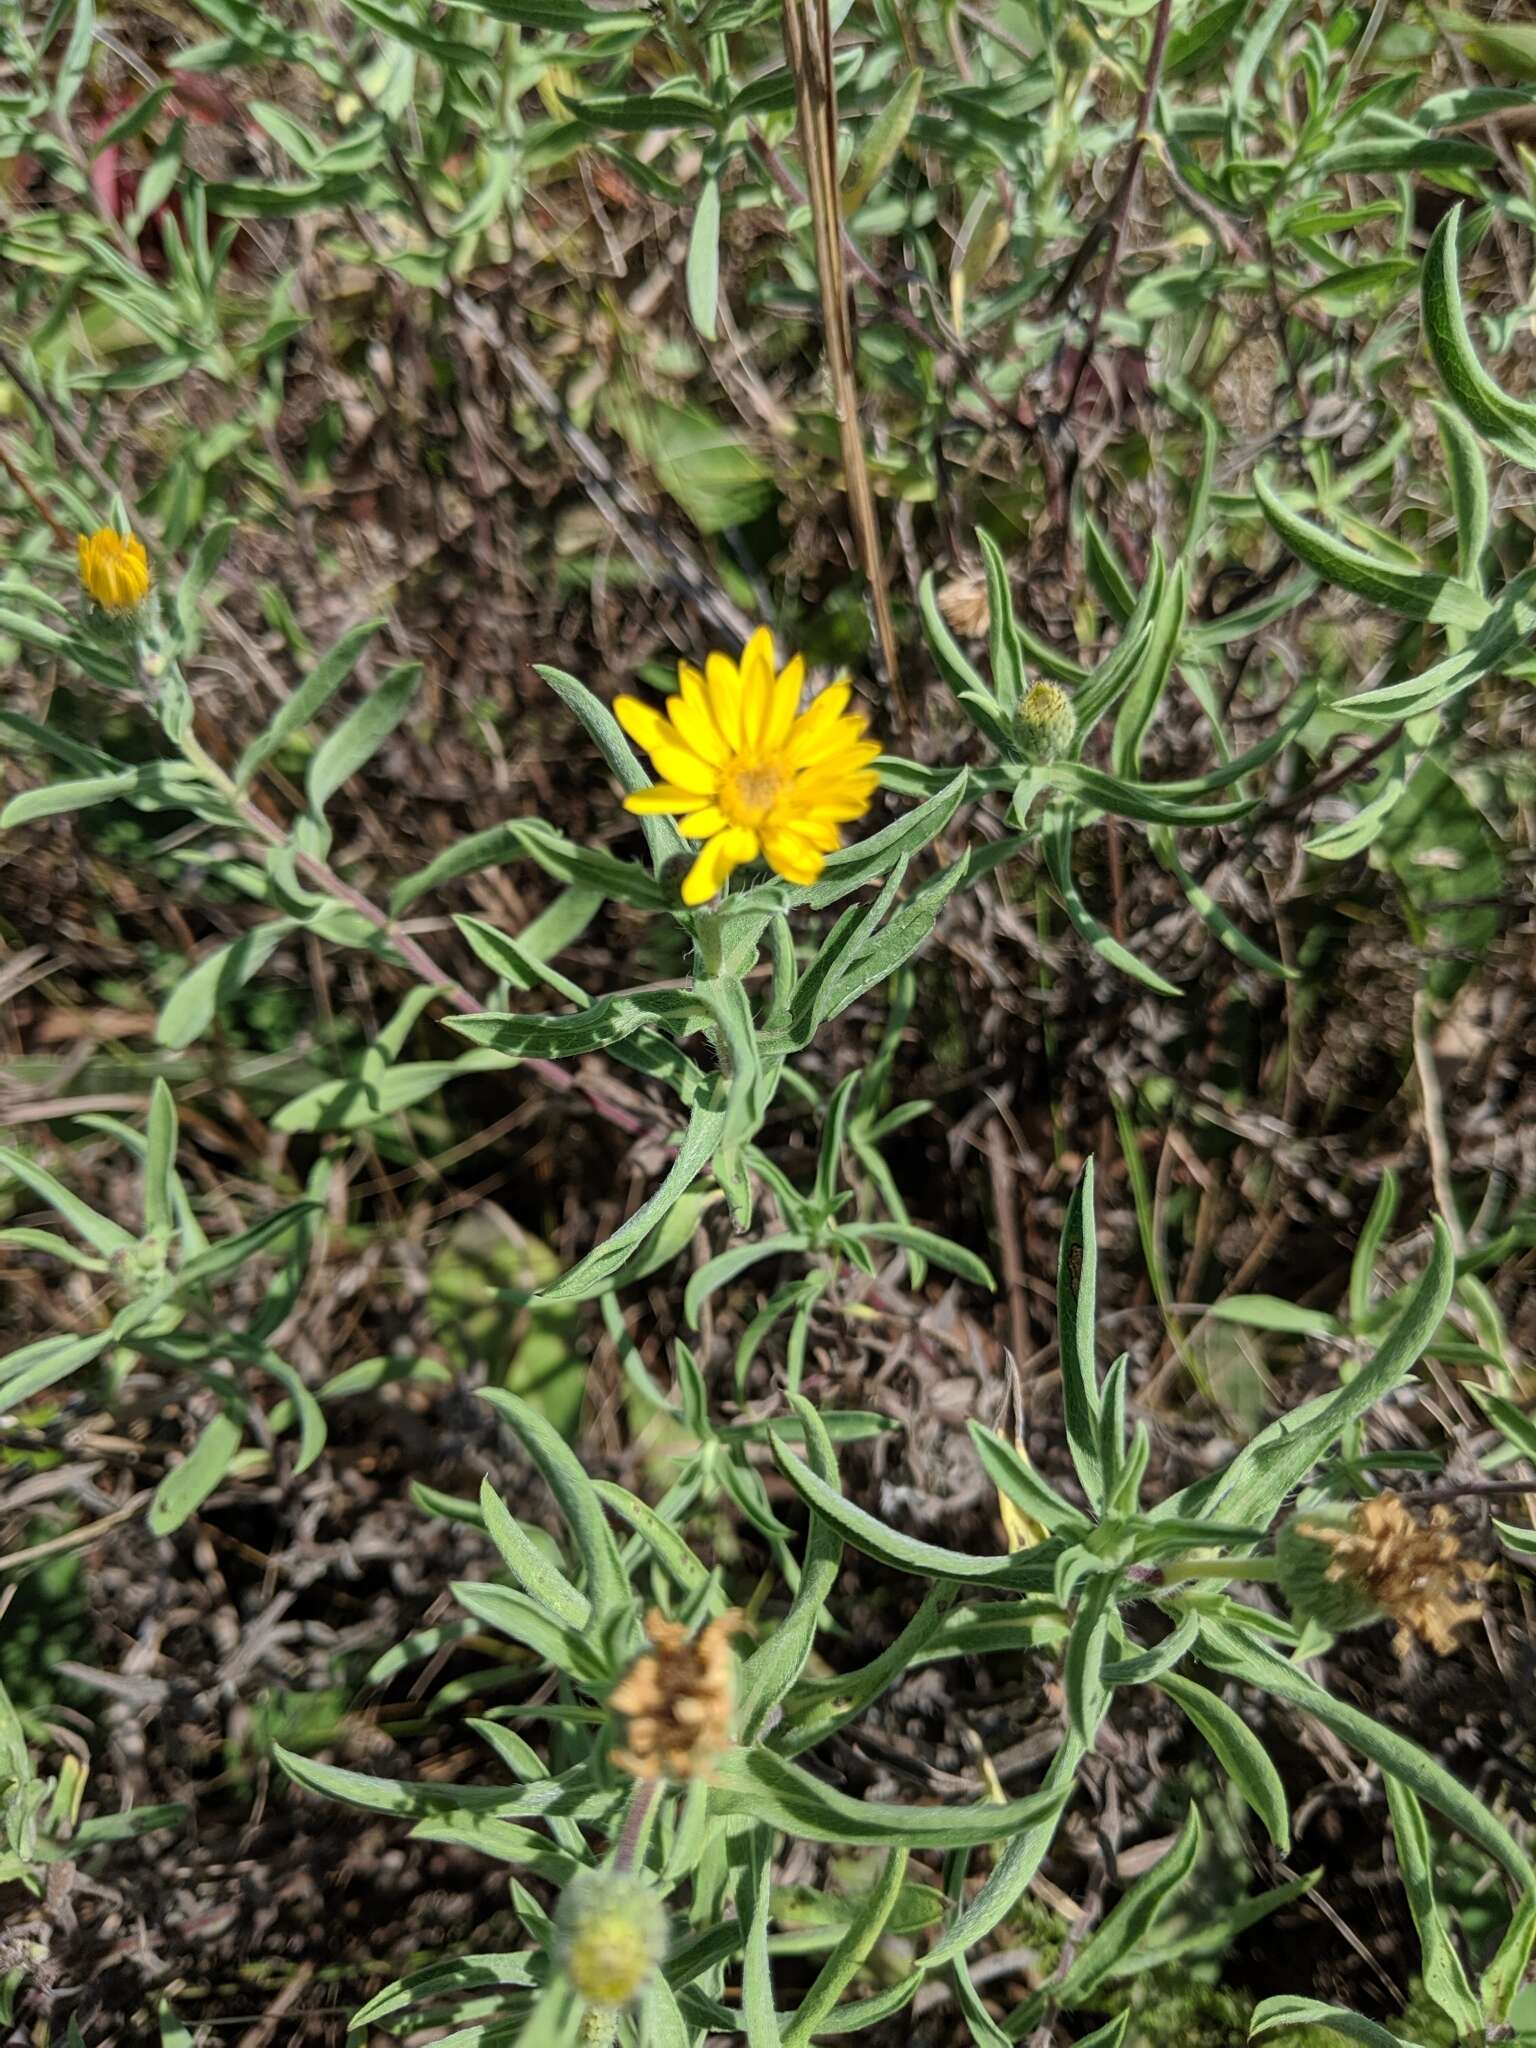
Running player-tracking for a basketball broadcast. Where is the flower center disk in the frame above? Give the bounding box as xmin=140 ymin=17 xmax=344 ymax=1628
xmin=721 ymin=759 xmax=782 ymax=826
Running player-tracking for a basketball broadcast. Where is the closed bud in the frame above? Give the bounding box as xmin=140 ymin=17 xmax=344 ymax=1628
xmin=1055 ymin=16 xmax=1097 ymax=75
xmin=1017 ymin=681 xmax=1076 ymax=763
xmin=556 ymin=1870 xmax=669 ymax=2011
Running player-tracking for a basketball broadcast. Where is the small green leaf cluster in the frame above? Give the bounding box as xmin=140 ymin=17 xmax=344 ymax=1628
xmin=275 ymin=1173 xmax=1533 ymax=2047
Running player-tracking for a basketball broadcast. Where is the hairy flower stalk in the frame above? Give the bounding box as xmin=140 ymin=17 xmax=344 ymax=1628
xmin=617 ymin=626 xmax=880 ymax=903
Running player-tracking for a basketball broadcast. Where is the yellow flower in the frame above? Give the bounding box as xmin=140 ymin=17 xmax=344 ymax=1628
xmin=616 ymin=626 xmax=881 ymax=906
xmin=77 ymin=527 xmax=151 ymax=613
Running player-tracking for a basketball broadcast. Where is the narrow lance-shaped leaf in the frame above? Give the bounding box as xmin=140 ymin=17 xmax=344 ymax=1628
xmin=1421 ymin=204 xmax=1536 ymax=468
xmin=1382 ymin=1776 xmax=1482 ymax=2038
xmin=306 ymin=662 xmax=422 ymax=814
xmin=1253 ymin=473 xmax=1487 ymax=630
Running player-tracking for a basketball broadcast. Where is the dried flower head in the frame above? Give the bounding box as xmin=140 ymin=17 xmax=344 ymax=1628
xmin=936 ymin=566 xmax=990 ymax=640
xmin=608 ymin=1608 xmax=739 ymax=1781
xmin=555 ymin=1870 xmax=669 ymax=2010
xmin=1278 ymin=1494 xmax=1486 ymax=1657
xmin=77 ymin=526 xmax=151 ymax=613
xmin=617 ymin=627 xmax=881 ymax=903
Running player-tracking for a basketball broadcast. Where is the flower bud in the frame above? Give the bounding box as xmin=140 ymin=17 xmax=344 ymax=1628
xmin=1055 ymin=16 xmax=1097 ymax=75
xmin=77 ymin=527 xmax=151 ymax=615
xmin=1017 ymin=681 xmax=1076 ymax=764
xmin=555 ymin=1870 xmax=669 ymax=2010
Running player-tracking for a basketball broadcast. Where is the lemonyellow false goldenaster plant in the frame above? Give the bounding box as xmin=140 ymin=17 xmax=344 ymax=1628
xmin=77 ymin=527 xmax=151 ymax=613
xmin=616 ymin=627 xmax=881 ymax=905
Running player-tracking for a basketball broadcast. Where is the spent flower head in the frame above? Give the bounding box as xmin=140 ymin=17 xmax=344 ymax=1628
xmin=1277 ymin=1493 xmax=1486 ymax=1657
xmin=77 ymin=526 xmax=151 ymax=614
xmin=608 ymin=1607 xmax=739 ymax=1781
xmin=617 ymin=626 xmax=880 ymax=904
xmin=936 ymin=565 xmax=990 ymax=639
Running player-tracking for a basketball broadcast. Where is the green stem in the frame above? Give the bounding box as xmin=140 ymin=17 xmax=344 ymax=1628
xmin=1161 ymin=1553 xmax=1284 ymax=1589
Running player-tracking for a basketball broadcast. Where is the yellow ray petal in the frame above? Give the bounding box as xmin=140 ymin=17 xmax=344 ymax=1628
xmin=761 ymin=653 xmax=805 ymax=752
xmin=646 ymin=735 xmax=720 ymax=795
xmin=705 ymin=652 xmax=744 ymax=748
xmin=678 ymin=805 xmax=729 ymax=839
xmin=762 ymin=824 xmax=827 ymax=886
xmin=680 ymin=825 xmax=759 ymax=906
xmin=624 ymin=784 xmax=712 ymax=815
xmin=738 ymin=626 xmax=777 ymax=746
xmin=615 ymin=695 xmax=669 ymax=752
xmin=667 ymin=689 xmax=728 ymax=765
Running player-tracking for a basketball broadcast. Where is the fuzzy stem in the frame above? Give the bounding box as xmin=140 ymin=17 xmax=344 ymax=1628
xmin=611 ymin=1776 xmax=662 ymax=1876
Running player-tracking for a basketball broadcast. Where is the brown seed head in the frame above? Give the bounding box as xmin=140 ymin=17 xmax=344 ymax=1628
xmin=608 ymin=1608 xmax=740 ymax=1782
xmin=936 ymin=566 xmax=990 ymax=640
xmin=1303 ymin=1493 xmax=1487 ymax=1657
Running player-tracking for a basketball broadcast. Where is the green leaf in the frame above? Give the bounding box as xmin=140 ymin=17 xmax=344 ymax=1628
xmin=427 ymin=820 xmax=668 ymax=910
xmin=783 ymin=1848 xmax=907 ymax=2048
xmin=235 ymin=617 xmax=385 ymax=787
xmin=1480 ymin=1883 xmax=1536 ymax=2025
xmin=1190 ymin=1220 xmax=1454 ymax=1532
xmin=1432 ymin=402 xmax=1490 ymax=582
xmin=1058 ymin=1161 xmax=1104 ymax=1512
xmin=477 ymin=1476 xmax=590 ymax=1630
xmin=52 ymin=0 xmax=95 ymax=117
xmin=148 ymin=1409 xmax=244 ymax=1534
xmin=1250 ymin=1999 xmax=1425 ymax=2048
xmin=536 ymin=1096 xmax=726 ymax=1301
xmin=142 ymin=1078 xmax=178 ymax=1241
xmin=1422 ymin=205 xmax=1536 ymax=467
xmin=686 ymin=175 xmax=721 ymax=342
xmin=1157 ymin=1671 xmax=1289 ymax=1849
xmin=1039 ymin=1807 xmax=1203 ymax=2018
xmin=1045 ymin=809 xmax=1181 ymax=998
xmin=1200 ymin=1620 xmax=1532 ymax=1887
xmin=738 ymin=1397 xmax=842 ymax=1738
xmin=842 ymin=67 xmax=922 ymax=213
xmin=1063 ymin=1572 xmax=1118 ymax=1743
xmin=1206 ymin=1297 xmax=1340 ymax=1338
xmin=478 ymin=1387 xmax=628 ymax=1622
xmin=156 ymin=920 xmax=293 ymax=1048
xmin=450 ymin=987 xmax=702 ymax=1060
xmin=771 ymin=1434 xmax=1060 ymax=1591
xmin=1383 ymin=1776 xmax=1482 ymax=2038
xmin=713 ymin=1744 xmax=1069 ymax=1850
xmin=306 ymin=661 xmax=421 ymax=813
xmin=804 ymin=773 xmax=968 ymax=910
xmin=534 ymin=663 xmax=685 ymax=869
xmin=1253 ymin=474 xmax=1487 ymax=628
xmin=1 ymin=767 xmax=138 ymax=828
xmin=923 ymin=1734 xmax=1084 ymax=1967
xmin=967 ymin=1424 xmax=1093 ymax=1536
xmin=349 ymin=1954 xmax=540 ymax=2033
xmin=0 ymin=1329 xmax=114 ymax=1409
xmin=0 ymin=1146 xmax=136 ymax=1258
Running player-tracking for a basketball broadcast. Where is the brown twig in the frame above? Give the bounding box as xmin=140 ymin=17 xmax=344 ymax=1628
xmin=1059 ymin=0 xmax=1175 ymax=419
xmin=0 ymin=432 xmax=73 ymax=547
xmin=172 ymin=712 xmax=654 ymax=1140
xmin=782 ymin=0 xmax=909 ymax=724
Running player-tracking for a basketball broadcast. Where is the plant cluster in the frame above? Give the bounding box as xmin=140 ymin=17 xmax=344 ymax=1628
xmin=1 ymin=0 xmax=1534 ymax=2042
